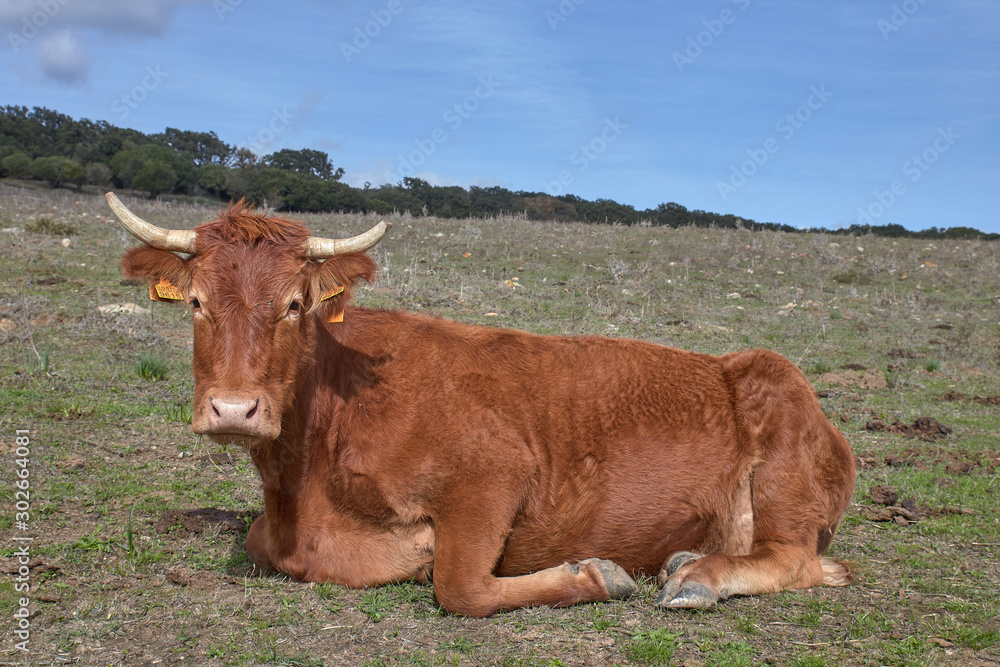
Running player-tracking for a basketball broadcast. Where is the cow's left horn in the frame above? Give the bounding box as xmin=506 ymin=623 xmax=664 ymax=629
xmin=305 ymin=220 xmax=392 ymax=258
xmin=105 ymin=192 xmax=198 ymax=254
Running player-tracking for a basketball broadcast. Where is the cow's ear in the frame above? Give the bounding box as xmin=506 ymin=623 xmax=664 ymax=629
xmin=121 ymin=246 xmax=192 ymax=299
xmin=307 ymin=252 xmax=377 ymax=320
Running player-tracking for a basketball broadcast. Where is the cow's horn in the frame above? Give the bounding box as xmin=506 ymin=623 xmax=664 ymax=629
xmin=105 ymin=192 xmax=197 ymax=254
xmin=305 ymin=220 xmax=392 ymax=258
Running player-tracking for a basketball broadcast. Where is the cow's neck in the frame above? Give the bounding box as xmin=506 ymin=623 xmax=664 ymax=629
xmin=248 ymin=312 xmax=373 ymax=512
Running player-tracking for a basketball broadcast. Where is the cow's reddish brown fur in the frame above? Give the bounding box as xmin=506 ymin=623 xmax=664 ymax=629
xmin=120 ymin=203 xmax=856 ymax=617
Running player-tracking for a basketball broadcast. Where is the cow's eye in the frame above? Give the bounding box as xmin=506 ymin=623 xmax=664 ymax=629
xmin=190 ymin=297 xmax=201 ymax=311
xmin=287 ymin=300 xmax=301 ymax=318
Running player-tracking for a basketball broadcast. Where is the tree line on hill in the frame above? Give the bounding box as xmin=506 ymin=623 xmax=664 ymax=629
xmin=0 ymin=105 xmax=994 ymax=240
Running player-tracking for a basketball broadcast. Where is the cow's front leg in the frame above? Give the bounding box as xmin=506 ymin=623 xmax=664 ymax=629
xmin=428 ymin=505 xmax=637 ymax=617
xmin=246 ymin=512 xmax=435 ymax=587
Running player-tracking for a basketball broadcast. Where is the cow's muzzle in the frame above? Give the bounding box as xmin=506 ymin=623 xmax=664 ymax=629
xmin=193 ymin=392 xmax=279 ymax=444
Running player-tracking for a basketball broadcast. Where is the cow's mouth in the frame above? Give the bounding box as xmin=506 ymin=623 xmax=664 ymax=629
xmin=203 ymin=432 xmax=266 ymax=449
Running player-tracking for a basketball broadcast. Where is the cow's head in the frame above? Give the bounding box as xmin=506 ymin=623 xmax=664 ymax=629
xmin=107 ymin=193 xmax=387 ymax=447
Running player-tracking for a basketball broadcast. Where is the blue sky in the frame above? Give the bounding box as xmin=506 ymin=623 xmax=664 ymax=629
xmin=2 ymin=0 xmax=998 ymax=233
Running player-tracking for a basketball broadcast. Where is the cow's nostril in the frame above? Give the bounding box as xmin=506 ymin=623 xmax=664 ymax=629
xmin=211 ymin=400 xmax=221 ymax=417
xmin=246 ymin=400 xmax=258 ymax=420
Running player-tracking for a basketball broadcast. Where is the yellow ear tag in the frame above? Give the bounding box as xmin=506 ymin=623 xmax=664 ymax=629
xmin=320 ymin=285 xmax=345 ymax=323
xmin=319 ymin=285 xmax=345 ymax=302
xmin=150 ymin=278 xmax=184 ymax=301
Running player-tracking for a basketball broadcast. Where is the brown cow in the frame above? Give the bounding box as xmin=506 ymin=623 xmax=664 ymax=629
xmin=107 ymin=192 xmax=855 ymax=617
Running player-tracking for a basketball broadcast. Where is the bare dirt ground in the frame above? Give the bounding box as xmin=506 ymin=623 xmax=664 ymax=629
xmin=0 ymin=184 xmax=998 ymax=666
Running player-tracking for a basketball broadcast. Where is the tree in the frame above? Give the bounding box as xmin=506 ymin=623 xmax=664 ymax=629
xmin=196 ymin=164 xmax=228 ymax=196
xmin=1 ymin=152 xmax=32 ymax=179
xmin=62 ymin=159 xmax=85 ymax=190
xmin=155 ymin=128 xmax=233 ymax=166
xmin=30 ymin=156 xmax=83 ymax=188
xmin=469 ymin=185 xmax=521 ymax=215
xmin=264 ymin=148 xmax=344 ymax=181
xmin=230 ymin=147 xmax=259 ymax=170
xmin=654 ymin=202 xmax=689 ymax=227
xmin=132 ymin=159 xmax=177 ymax=198
xmin=85 ymin=162 xmax=112 ymax=187
xmin=109 ymin=143 xmax=194 ymax=193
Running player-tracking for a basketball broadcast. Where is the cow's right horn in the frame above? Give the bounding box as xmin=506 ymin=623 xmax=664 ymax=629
xmin=305 ymin=220 xmax=392 ymax=258
xmin=106 ymin=192 xmax=198 ymax=254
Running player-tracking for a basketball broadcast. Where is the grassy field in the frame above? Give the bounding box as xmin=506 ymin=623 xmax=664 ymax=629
xmin=0 ymin=182 xmax=998 ymax=667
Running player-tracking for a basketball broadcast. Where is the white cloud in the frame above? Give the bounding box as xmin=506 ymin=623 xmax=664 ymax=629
xmin=1 ymin=0 xmax=211 ymax=83
xmin=35 ymin=29 xmax=88 ymax=83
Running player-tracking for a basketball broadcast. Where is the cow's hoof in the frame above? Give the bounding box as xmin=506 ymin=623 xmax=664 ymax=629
xmin=659 ymin=551 xmax=702 ymax=582
xmin=654 ymin=580 xmax=718 ymax=609
xmin=580 ymin=558 xmax=639 ymax=600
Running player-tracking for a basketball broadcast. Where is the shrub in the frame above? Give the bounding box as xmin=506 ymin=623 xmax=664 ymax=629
xmin=25 ymin=217 xmax=77 ymax=236
xmin=134 ymin=354 xmax=168 ymax=380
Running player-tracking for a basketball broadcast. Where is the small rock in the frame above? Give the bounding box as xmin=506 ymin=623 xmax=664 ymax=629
xmin=98 ymin=302 xmax=151 ymax=315
xmin=0 ymin=318 xmax=16 ymax=334
xmin=38 ymin=593 xmax=61 ymax=604
xmin=945 ymin=461 xmax=973 ymax=474
xmin=61 ymin=237 xmax=72 ymax=248
xmin=900 ymin=498 xmax=919 ymax=513
xmin=893 ymin=515 xmax=909 ymax=526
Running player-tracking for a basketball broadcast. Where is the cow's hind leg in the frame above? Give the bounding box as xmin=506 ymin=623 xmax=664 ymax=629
xmin=655 ymin=350 xmax=856 ymax=608
xmin=654 ymin=436 xmax=853 ymax=609
xmin=653 ymin=458 xmax=853 ymax=609
xmin=655 ymin=543 xmax=850 ymax=608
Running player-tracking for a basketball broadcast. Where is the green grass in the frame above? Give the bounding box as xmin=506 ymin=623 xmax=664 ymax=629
xmin=134 ymin=353 xmax=169 ymax=380
xmin=952 ymin=627 xmax=1000 ymax=650
xmin=0 ymin=187 xmax=998 ymax=665
xmin=358 ymin=588 xmax=397 ymax=622
xmin=627 ymin=628 xmax=678 ymax=664
xmin=810 ymin=359 xmax=834 ymax=374
xmin=438 ymin=637 xmax=478 ymax=653
xmin=790 ymin=657 xmax=829 ymax=667
xmin=165 ymin=401 xmax=192 ymax=423
xmin=702 ymin=640 xmax=756 ymax=667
